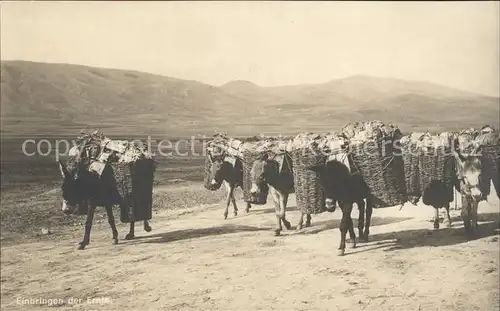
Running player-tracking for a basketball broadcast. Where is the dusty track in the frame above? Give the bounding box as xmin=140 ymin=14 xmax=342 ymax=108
xmin=1 ymin=186 xmax=499 ymax=311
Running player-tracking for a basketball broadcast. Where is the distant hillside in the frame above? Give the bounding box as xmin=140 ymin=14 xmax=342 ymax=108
xmin=1 ymin=61 xmax=498 ymax=137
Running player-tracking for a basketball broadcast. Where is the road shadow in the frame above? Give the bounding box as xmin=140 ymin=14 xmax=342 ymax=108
xmin=367 ymin=212 xmax=500 ymax=251
xmin=300 ymin=216 xmax=413 ymax=235
xmin=254 ymin=205 xmax=299 ymax=214
xmin=128 ymin=224 xmax=271 ymax=245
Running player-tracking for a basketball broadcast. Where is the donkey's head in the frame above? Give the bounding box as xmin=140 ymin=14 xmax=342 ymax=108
xmin=249 ymin=152 xmax=282 ymax=195
xmin=58 ymin=158 xmax=84 ymax=214
xmin=453 ymin=148 xmax=483 ymax=202
xmin=207 ymin=151 xmax=231 ymax=188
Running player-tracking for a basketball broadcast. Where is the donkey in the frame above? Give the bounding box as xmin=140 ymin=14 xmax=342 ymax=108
xmin=58 ymin=157 xmax=152 ymax=250
xmin=207 ymin=152 xmax=252 ymax=219
xmin=453 ymin=148 xmax=484 ymax=236
xmin=308 ymin=157 xmax=373 ymax=256
xmin=249 ymin=152 xmax=294 ymax=236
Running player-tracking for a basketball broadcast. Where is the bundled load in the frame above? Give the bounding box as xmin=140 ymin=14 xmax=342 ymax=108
xmin=240 ymin=135 xmax=291 ymax=204
xmin=474 ymin=125 xmax=500 ymax=198
xmin=68 ymin=130 xmax=155 ymax=223
xmin=454 ymin=127 xmax=480 ymax=155
xmin=400 ymin=133 xmax=424 ymax=204
xmin=416 ymin=131 xmax=455 ymax=201
xmin=289 ymin=133 xmax=330 ymax=214
xmin=340 ymin=120 xmax=407 ymax=208
xmin=203 ymin=132 xmax=243 ymax=191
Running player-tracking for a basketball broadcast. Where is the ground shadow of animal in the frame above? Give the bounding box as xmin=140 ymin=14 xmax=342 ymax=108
xmin=127 ymin=224 xmax=271 ymax=244
xmin=256 ymin=205 xmax=299 ymax=214
xmin=299 ymin=216 xmax=413 ymax=235
xmin=367 ymin=212 xmax=500 ymax=251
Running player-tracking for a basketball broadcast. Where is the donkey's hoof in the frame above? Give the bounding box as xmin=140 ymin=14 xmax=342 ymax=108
xmin=245 ymin=208 xmax=250 ymax=213
xmin=125 ymin=234 xmax=135 ymax=240
xmin=283 ymin=219 xmax=292 ymax=230
xmin=144 ymin=225 xmax=152 ymax=232
xmin=305 ymin=221 xmax=311 ymax=228
xmin=223 ymin=213 xmax=228 ymax=220
xmin=351 ymin=242 xmax=357 ymax=249
xmin=337 ymin=249 xmax=345 ymax=256
xmin=274 ymin=229 xmax=281 ymax=236
xmin=112 ymin=238 xmax=119 ymax=245
xmin=77 ymin=243 xmax=86 ymax=250
xmin=234 ymin=211 xmax=238 ymax=217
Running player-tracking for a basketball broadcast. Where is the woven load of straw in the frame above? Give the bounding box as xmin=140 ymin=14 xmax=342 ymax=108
xmin=289 ymin=134 xmax=327 ymax=214
xmin=341 ymin=120 xmax=407 ymax=207
xmin=476 ymin=130 xmax=500 ymax=198
xmin=240 ymin=138 xmax=290 ymax=204
xmin=455 ymin=128 xmax=480 ymax=154
xmin=400 ymin=134 xmax=421 ymax=202
xmin=417 ymin=132 xmax=455 ymax=197
xmin=108 ymin=158 xmax=155 ymax=223
xmin=77 ymin=130 xmax=154 ymax=164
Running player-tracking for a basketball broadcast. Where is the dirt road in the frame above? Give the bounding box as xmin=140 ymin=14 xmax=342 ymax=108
xmin=1 ymin=186 xmax=499 ymax=311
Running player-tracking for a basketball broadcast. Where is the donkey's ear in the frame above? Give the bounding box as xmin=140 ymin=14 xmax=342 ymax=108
xmin=58 ymin=160 xmax=69 ymax=179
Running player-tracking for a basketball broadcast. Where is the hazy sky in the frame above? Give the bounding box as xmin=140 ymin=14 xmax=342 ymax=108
xmin=2 ymin=1 xmax=499 ymax=96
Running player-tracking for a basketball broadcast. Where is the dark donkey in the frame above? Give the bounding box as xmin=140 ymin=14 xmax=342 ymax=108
xmin=249 ymin=152 xmax=294 ymax=236
xmin=452 ymin=147 xmax=484 ymax=236
xmin=307 ymin=156 xmax=373 ymax=256
xmin=58 ymin=156 xmax=152 ymax=250
xmin=208 ymin=151 xmax=252 ymax=219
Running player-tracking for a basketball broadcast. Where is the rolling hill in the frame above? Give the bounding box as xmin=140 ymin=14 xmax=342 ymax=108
xmin=1 ymin=60 xmax=498 ymax=138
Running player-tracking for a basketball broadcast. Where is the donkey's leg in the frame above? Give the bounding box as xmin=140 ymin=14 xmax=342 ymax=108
xmin=105 ymin=205 xmax=119 ymax=245
xmin=338 ymin=202 xmax=351 ymax=256
xmin=305 ymin=214 xmax=311 ymax=228
xmin=433 ymin=207 xmax=440 ymax=230
xmin=461 ymin=195 xmax=472 ymax=234
xmin=470 ymin=200 xmax=479 ymax=236
xmin=223 ymin=182 xmax=233 ymax=220
xmin=296 ymin=212 xmax=305 ymax=231
xmin=231 ymin=193 xmax=238 ymax=217
xmin=125 ymin=222 xmax=135 ymax=240
xmin=273 ymin=198 xmax=282 ymax=236
xmin=144 ymin=220 xmax=152 ymax=232
xmin=346 ymin=203 xmax=356 ymax=249
xmin=364 ymin=197 xmax=373 ymax=241
xmin=245 ymin=202 xmax=251 ymax=213
xmin=357 ymin=199 xmax=366 ymax=241
xmin=279 ymin=193 xmax=292 ymax=230
xmin=78 ymin=204 xmax=97 ymax=250
xmin=444 ymin=202 xmax=452 ymax=228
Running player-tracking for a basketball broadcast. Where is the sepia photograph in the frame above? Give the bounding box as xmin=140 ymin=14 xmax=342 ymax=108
xmin=1 ymin=1 xmax=499 ymax=310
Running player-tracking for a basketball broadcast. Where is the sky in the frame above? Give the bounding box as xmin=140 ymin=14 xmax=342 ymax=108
xmin=1 ymin=1 xmax=499 ymax=97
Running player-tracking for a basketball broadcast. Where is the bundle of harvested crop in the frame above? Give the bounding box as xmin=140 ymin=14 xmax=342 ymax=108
xmin=400 ymin=134 xmax=421 ymax=204
xmin=340 ymin=121 xmax=407 ymax=207
xmin=75 ymin=130 xmax=154 ymax=166
xmin=416 ymin=132 xmax=455 ymax=197
xmin=240 ymin=136 xmax=291 ymax=204
xmin=289 ymin=143 xmax=326 ymax=214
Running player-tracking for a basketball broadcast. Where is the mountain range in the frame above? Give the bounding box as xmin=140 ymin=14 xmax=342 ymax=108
xmin=1 ymin=60 xmax=498 ymax=138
